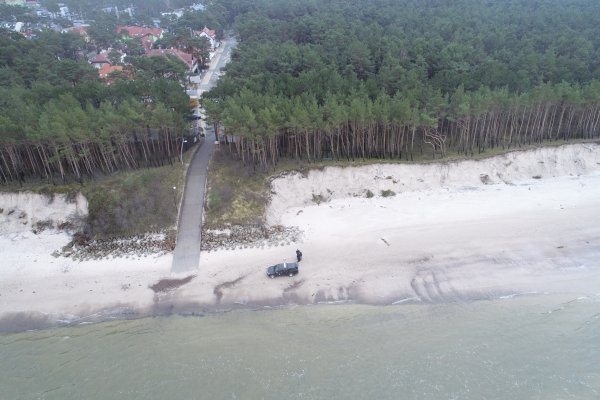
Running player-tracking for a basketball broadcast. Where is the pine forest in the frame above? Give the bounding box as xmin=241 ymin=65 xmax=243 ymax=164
xmin=204 ymin=0 xmax=600 ymax=168
xmin=2 ymin=0 xmax=600 ymax=183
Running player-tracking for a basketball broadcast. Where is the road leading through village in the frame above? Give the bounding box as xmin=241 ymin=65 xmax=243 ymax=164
xmin=171 ymin=37 xmax=236 ymax=274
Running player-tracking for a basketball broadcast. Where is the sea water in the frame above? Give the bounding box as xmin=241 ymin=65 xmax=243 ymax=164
xmin=1 ymin=295 xmax=599 ymax=399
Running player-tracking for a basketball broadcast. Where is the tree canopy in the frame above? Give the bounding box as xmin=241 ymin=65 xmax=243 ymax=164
xmin=204 ymin=0 xmax=600 ymax=168
xmin=0 ymin=28 xmax=190 ymax=185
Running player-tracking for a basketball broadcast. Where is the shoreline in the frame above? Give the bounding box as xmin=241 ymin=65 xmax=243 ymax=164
xmin=1 ymin=143 xmax=600 ymax=333
xmin=2 ymin=285 xmax=598 ymax=334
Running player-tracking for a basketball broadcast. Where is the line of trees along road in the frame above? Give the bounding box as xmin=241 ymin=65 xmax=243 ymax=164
xmin=203 ymin=0 xmax=600 ymax=168
xmin=0 ymin=28 xmax=190 ymax=185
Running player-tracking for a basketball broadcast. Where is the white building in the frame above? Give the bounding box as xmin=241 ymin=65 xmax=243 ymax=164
xmin=59 ymin=6 xmax=69 ymax=18
xmin=161 ymin=9 xmax=184 ymax=19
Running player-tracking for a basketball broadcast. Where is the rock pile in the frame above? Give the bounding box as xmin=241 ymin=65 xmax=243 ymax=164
xmin=202 ymin=224 xmax=303 ymax=251
xmin=52 ymin=223 xmax=302 ymax=259
xmin=55 ymin=230 xmax=176 ymax=261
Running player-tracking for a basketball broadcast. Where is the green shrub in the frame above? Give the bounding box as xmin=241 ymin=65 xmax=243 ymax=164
xmin=208 ymin=191 xmax=223 ymax=211
xmin=381 ymin=189 xmax=396 ymax=197
xmin=365 ymin=190 xmax=374 ymax=198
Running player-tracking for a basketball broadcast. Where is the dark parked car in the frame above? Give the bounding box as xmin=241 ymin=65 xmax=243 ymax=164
xmin=266 ymin=262 xmax=299 ymax=278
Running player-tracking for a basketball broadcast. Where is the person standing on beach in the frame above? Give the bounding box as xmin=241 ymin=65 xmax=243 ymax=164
xmin=296 ymin=249 xmax=303 ymax=262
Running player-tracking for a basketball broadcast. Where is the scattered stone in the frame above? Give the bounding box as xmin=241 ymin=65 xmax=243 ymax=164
xmin=201 ymin=224 xmax=303 ymax=251
xmin=54 ymin=230 xmax=176 ymax=260
xmin=479 ymin=174 xmax=493 ymax=185
xmin=32 ymin=219 xmax=54 ymax=234
xmin=57 ymin=221 xmax=74 ymax=230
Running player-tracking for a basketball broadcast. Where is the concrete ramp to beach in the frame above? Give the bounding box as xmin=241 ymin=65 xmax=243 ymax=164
xmin=171 ymin=139 xmax=214 ymax=273
xmin=171 ymin=38 xmax=236 ymax=273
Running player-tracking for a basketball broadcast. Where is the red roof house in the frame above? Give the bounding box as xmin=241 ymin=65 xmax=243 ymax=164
xmin=117 ymin=26 xmax=164 ymax=40
xmin=117 ymin=26 xmax=164 ymax=52
xmin=145 ymin=48 xmax=198 ymax=73
xmin=193 ymin=26 xmax=219 ymax=51
xmin=90 ymin=52 xmax=111 ymax=69
xmin=98 ymin=64 xmax=127 ymax=83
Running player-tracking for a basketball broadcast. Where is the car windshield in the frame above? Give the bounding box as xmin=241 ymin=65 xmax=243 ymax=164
xmin=275 ymin=264 xmax=286 ymax=272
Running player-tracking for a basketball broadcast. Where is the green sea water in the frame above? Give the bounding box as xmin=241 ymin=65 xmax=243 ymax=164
xmin=1 ymin=295 xmax=599 ymax=400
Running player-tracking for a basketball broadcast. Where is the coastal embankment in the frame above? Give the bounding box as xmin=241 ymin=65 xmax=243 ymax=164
xmin=1 ymin=143 xmax=599 ymax=330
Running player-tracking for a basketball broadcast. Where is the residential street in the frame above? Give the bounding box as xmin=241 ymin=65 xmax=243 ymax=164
xmin=171 ymin=37 xmax=236 ymax=274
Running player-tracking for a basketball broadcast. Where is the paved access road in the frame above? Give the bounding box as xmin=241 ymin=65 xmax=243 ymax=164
xmin=171 ymin=38 xmax=237 ymax=274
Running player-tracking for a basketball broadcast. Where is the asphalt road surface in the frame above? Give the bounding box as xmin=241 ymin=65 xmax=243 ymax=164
xmin=171 ymin=38 xmax=236 ymax=274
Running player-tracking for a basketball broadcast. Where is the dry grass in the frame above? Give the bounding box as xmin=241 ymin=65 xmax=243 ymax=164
xmin=84 ymin=163 xmax=183 ymax=237
xmin=204 ymin=147 xmax=269 ymax=227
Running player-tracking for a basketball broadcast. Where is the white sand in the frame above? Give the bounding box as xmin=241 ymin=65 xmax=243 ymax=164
xmin=0 ymin=192 xmax=87 ymax=233
xmin=0 ymin=193 xmax=171 ymax=325
xmin=184 ymin=143 xmax=600 ymax=305
xmin=1 ymin=143 xmax=600 ymax=326
xmin=0 ymin=228 xmax=171 ymax=319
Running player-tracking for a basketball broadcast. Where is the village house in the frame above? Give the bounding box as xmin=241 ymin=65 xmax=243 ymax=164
xmin=160 ymin=9 xmax=184 ymax=19
xmin=145 ymin=48 xmax=199 ymax=74
xmin=89 ymin=49 xmax=124 ymax=69
xmin=116 ymin=26 xmax=164 ymax=51
xmin=63 ymin=25 xmax=90 ymax=42
xmin=97 ymin=64 xmax=127 ymax=84
xmin=102 ymin=6 xmax=133 ymax=18
xmin=89 ymin=52 xmax=111 ymax=69
xmin=193 ymin=26 xmax=219 ymax=51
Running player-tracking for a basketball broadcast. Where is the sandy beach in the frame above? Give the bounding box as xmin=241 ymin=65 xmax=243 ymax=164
xmin=1 ymin=143 xmax=599 ymax=329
